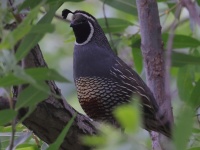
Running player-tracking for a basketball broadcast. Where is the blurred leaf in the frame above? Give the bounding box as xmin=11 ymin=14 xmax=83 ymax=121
xmin=19 ymin=0 xmax=44 ymax=10
xmin=6 ymin=132 xmax=32 ymax=150
xmin=47 ymin=114 xmax=76 ymax=150
xmin=197 ymin=0 xmax=200 ymax=5
xmin=0 ymin=68 xmax=68 ymax=87
xmin=25 ymin=68 xmax=69 ymax=82
xmin=172 ymin=52 xmax=200 ymax=67
xmin=188 ymin=147 xmax=200 ymax=150
xmin=0 ymin=109 xmax=17 ymax=125
xmin=114 ymin=104 xmax=140 ymax=132
xmin=0 ymin=124 xmax=25 ymax=132
xmin=173 ymin=107 xmax=193 ymax=150
xmin=15 ymin=1 xmax=63 ymax=61
xmin=189 ymin=79 xmax=200 ymax=107
xmin=0 ymin=74 xmax=30 ymax=87
xmin=100 ymin=0 xmax=137 ymax=15
xmin=16 ymin=84 xmax=49 ymax=109
xmin=162 ymin=34 xmax=200 ymax=48
xmin=83 ymin=125 xmax=121 ymax=147
xmin=192 ymin=128 xmax=200 ymax=133
xmin=16 ymin=145 xmax=38 ymax=150
xmin=131 ymin=35 xmax=142 ymax=73
xmin=47 ymin=0 xmax=84 ymax=3
xmin=132 ymin=48 xmax=143 ymax=74
xmin=30 ymin=24 xmax=55 ymax=34
xmin=177 ymin=66 xmax=194 ymax=102
xmin=97 ymin=18 xmax=132 ymax=33
xmin=0 ymin=6 xmax=40 ymax=50
xmin=131 ymin=35 xmax=141 ymax=49
xmin=83 ymin=135 xmax=106 ymax=147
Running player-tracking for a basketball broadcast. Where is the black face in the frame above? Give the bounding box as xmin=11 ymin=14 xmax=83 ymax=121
xmin=70 ymin=18 xmax=91 ymax=44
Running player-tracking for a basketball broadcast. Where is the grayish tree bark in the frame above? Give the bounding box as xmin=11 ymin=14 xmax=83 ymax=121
xmin=181 ymin=0 xmax=200 ymax=26
xmin=136 ymin=0 xmax=173 ymax=150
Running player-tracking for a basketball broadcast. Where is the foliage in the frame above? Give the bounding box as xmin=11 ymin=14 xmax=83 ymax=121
xmin=0 ymin=0 xmax=200 ymax=150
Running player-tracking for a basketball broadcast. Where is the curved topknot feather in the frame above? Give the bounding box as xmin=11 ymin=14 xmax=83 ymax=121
xmin=62 ymin=9 xmax=73 ymax=19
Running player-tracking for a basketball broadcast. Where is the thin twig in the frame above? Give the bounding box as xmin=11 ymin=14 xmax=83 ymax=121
xmin=162 ymin=17 xmax=188 ymax=32
xmin=165 ymin=4 xmax=182 ymax=125
xmin=7 ymin=1 xmax=19 ymax=149
xmin=9 ymin=118 xmax=17 ymax=150
xmin=159 ymin=2 xmax=180 ymax=17
xmin=102 ymin=0 xmax=117 ymax=54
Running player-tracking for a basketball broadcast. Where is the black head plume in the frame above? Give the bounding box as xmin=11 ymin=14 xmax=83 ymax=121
xmin=62 ymin=9 xmax=74 ymax=19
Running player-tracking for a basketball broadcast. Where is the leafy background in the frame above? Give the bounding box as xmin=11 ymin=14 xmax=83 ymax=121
xmin=0 ymin=0 xmax=200 ymax=150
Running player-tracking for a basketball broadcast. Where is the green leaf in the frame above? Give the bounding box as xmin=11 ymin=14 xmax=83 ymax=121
xmin=162 ymin=34 xmax=200 ymax=48
xmin=47 ymin=114 xmax=76 ymax=150
xmin=188 ymin=147 xmax=200 ymax=150
xmin=132 ymin=48 xmax=143 ymax=74
xmin=16 ymin=84 xmax=49 ymax=109
xmin=113 ymin=104 xmax=140 ymax=132
xmin=192 ymin=128 xmax=200 ymax=133
xmin=177 ymin=66 xmax=194 ymax=102
xmin=16 ymin=144 xmax=37 ymax=150
xmin=30 ymin=24 xmax=55 ymax=34
xmin=0 ymin=109 xmax=17 ymax=125
xmin=173 ymin=107 xmax=193 ymax=150
xmin=19 ymin=0 xmax=44 ymax=10
xmin=197 ymin=0 xmax=200 ymax=6
xmin=131 ymin=35 xmax=143 ymax=73
xmin=25 ymin=68 xmax=69 ymax=82
xmin=189 ymin=79 xmax=200 ymax=107
xmin=97 ymin=18 xmax=132 ymax=33
xmin=172 ymin=52 xmax=200 ymax=67
xmin=100 ymin=0 xmax=137 ymax=15
xmin=0 ymin=74 xmax=26 ymax=87
xmin=131 ymin=35 xmax=141 ymax=49
xmin=0 ymin=68 xmax=68 ymax=87
xmin=0 ymin=6 xmax=40 ymax=50
xmin=83 ymin=135 xmax=106 ymax=147
xmin=15 ymin=1 xmax=63 ymax=61
xmin=47 ymin=0 xmax=84 ymax=3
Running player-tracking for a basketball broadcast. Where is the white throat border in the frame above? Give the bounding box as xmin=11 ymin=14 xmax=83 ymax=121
xmin=75 ymin=21 xmax=94 ymax=46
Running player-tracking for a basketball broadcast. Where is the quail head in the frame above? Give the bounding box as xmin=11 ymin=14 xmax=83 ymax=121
xmin=62 ymin=9 xmax=171 ymax=137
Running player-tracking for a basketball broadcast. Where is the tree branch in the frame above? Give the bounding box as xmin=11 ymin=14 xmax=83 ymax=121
xmin=181 ymin=0 xmax=200 ymax=26
xmin=14 ymin=45 xmax=97 ymax=150
xmin=136 ymin=0 xmax=173 ymax=150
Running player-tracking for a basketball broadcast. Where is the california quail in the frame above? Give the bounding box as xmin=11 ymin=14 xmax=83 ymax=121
xmin=62 ymin=9 xmax=171 ymax=137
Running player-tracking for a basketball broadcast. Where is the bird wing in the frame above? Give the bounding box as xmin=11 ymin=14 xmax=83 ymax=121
xmin=110 ymin=57 xmax=159 ymax=116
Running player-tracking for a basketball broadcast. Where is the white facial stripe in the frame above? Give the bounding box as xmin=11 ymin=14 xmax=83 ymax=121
xmin=75 ymin=13 xmax=95 ymax=22
xmin=75 ymin=21 xmax=94 ymax=46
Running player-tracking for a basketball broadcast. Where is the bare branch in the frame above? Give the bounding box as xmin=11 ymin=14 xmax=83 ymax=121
xmin=165 ymin=4 xmax=182 ymax=127
xmin=181 ymin=0 xmax=200 ymax=26
xmin=136 ymin=0 xmax=173 ymax=149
